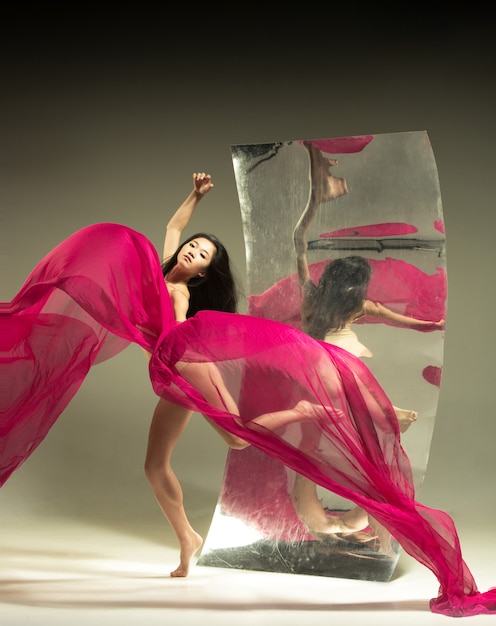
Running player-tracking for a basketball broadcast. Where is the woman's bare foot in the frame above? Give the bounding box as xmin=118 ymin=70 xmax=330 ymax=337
xmin=170 ymin=530 xmax=203 ymax=577
xmin=394 ymin=407 xmax=418 ymax=433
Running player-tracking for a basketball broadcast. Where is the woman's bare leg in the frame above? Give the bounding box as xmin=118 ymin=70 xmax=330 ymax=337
xmin=175 ymin=361 xmax=249 ymax=449
xmin=144 ymin=398 xmax=203 ymax=577
xmin=368 ymin=516 xmax=396 ymax=557
xmin=173 ymin=362 xmax=396 ymax=555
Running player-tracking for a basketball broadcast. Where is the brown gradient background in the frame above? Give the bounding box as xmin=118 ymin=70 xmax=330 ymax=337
xmin=1 ymin=10 xmax=494 ymax=546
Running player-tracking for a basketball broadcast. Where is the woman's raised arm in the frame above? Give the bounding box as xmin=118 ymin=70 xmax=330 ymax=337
xmin=162 ymin=172 xmax=214 ymax=262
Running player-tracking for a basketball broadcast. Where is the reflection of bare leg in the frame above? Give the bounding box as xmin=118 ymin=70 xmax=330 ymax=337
xmin=251 ymin=400 xmax=323 ymax=431
xmin=368 ymin=517 xmax=396 ymax=558
xmin=291 ymin=473 xmax=369 ymax=536
xmin=393 ymin=406 xmax=418 ymax=433
xmin=292 ymin=476 xmax=395 ymax=555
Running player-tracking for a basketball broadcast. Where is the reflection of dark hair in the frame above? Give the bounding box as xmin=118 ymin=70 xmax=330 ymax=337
xmin=303 ymin=256 xmax=372 ymax=339
xmin=162 ymin=233 xmax=238 ymax=317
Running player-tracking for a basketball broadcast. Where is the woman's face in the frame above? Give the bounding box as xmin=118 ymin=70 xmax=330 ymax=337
xmin=177 ymin=237 xmax=217 ymax=277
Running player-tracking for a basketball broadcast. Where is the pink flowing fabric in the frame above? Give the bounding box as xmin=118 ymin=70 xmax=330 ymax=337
xmin=1 ymin=223 xmax=495 ymax=617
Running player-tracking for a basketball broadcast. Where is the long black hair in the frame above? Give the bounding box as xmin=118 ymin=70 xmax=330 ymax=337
xmin=161 ymin=232 xmax=238 ymax=317
xmin=302 ymin=256 xmax=372 ymax=340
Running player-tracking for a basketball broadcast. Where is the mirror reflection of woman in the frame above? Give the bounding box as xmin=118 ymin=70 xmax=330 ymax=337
xmin=297 ymin=142 xmax=444 ymax=422
xmin=289 ymin=141 xmax=445 ymax=546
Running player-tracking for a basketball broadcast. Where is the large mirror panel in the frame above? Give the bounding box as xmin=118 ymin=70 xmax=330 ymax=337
xmin=198 ymin=132 xmax=446 ymax=581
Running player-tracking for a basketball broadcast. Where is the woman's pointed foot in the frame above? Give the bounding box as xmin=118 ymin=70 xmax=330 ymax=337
xmin=170 ymin=531 xmax=203 ymax=578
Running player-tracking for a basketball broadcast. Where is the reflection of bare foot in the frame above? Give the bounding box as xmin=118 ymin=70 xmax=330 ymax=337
xmin=337 ymin=530 xmax=377 ymax=544
xmin=305 ymin=141 xmax=348 ymax=204
xmin=307 ymin=511 xmax=370 ymax=536
xmin=170 ymin=530 xmax=203 ymax=577
xmin=292 ymin=474 xmax=369 ymax=538
xmin=394 ymin=407 xmax=418 ymax=433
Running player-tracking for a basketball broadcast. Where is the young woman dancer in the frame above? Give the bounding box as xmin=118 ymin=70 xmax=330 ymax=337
xmin=142 ymin=172 xmax=248 ymax=576
xmin=1 ymin=172 xmax=494 ymax=616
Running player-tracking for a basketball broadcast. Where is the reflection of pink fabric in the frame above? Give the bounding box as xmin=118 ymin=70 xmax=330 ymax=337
xmin=1 ymin=223 xmax=495 ymax=617
xmin=435 ymin=220 xmax=445 ymax=234
xmin=423 ymin=365 xmax=442 ymax=388
xmin=221 ymin=446 xmax=368 ymax=542
xmin=322 ymin=222 xmax=418 ymax=238
xmin=248 ymin=258 xmax=447 ymax=332
xmin=305 ymin=136 xmax=373 ymax=154
xmin=220 ymin=446 xmax=311 ymax=541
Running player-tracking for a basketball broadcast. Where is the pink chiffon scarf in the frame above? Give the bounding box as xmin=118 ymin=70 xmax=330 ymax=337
xmin=1 ymin=223 xmax=494 ymax=617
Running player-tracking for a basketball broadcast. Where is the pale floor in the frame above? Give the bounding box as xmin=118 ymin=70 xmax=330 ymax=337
xmin=1 ymin=514 xmax=495 ymax=626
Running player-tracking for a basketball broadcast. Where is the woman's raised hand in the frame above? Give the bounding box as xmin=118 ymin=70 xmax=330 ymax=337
xmin=193 ymin=172 xmax=214 ymax=196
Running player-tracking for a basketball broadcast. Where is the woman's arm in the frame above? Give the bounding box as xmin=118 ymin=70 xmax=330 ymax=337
xmin=364 ymin=300 xmax=445 ymax=330
xmin=162 ymin=172 xmax=214 ymax=262
xmin=168 ymin=288 xmax=190 ymax=323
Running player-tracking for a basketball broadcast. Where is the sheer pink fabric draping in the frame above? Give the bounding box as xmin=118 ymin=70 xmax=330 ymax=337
xmin=1 ymin=223 xmax=494 ymax=617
